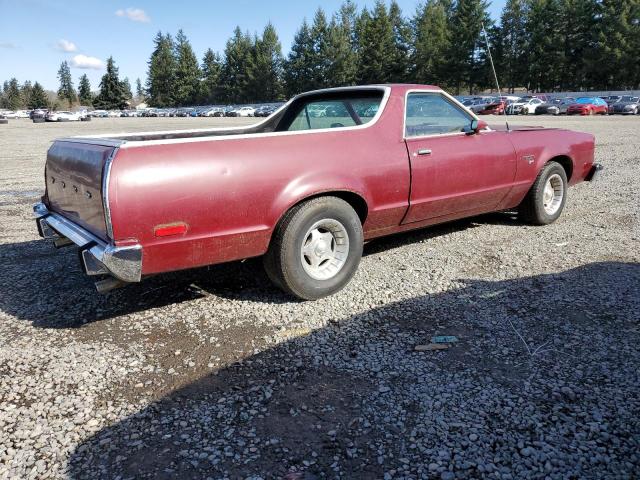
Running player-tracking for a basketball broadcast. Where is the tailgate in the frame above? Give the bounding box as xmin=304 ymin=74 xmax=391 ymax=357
xmin=45 ymin=140 xmax=115 ymax=240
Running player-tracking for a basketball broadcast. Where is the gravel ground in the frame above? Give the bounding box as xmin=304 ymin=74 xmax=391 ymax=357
xmin=0 ymin=116 xmax=638 ymax=480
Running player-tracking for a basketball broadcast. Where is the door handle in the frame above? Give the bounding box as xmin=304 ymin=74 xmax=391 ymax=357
xmin=416 ymin=149 xmax=432 ymax=156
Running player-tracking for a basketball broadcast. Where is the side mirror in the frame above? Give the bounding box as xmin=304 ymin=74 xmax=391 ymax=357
xmin=466 ymin=119 xmax=487 ymax=135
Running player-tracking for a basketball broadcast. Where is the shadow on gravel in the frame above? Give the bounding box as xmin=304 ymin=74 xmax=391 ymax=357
xmin=0 ymin=239 xmax=288 ymax=328
xmin=66 ymin=261 xmax=640 ymax=479
xmin=0 ymin=214 xmax=518 ymax=327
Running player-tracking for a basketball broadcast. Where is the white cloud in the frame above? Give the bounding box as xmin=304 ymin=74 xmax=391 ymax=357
xmin=55 ymin=39 xmax=77 ymax=52
xmin=0 ymin=42 xmax=18 ymax=49
xmin=115 ymin=7 xmax=150 ymax=23
xmin=70 ymin=54 xmax=104 ymax=70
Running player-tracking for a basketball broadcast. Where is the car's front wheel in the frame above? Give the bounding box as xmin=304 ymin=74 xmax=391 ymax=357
xmin=264 ymin=196 xmax=364 ymax=300
xmin=519 ymin=161 xmax=568 ymax=225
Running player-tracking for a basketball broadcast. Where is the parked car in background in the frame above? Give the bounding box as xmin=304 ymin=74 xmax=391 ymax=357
xmin=229 ymin=106 xmax=255 ymax=117
xmin=603 ymin=95 xmax=621 ymax=105
xmin=608 ymin=96 xmax=640 ymax=114
xmin=46 ymin=111 xmax=81 ymax=122
xmin=507 ymin=97 xmax=544 ymax=115
xmin=566 ymin=97 xmax=608 ymax=115
xmin=34 ymin=84 xmax=600 ymax=300
xmin=535 ymin=98 xmax=575 ymax=115
xmin=208 ymin=107 xmax=226 ymax=117
xmin=107 ymin=110 xmax=122 ymax=118
xmin=89 ymin=110 xmax=108 ymax=118
xmin=1 ymin=110 xmax=18 ymax=119
xmin=462 ymin=97 xmax=496 ymax=114
xmin=30 ymin=109 xmax=48 ymax=120
xmin=477 ymin=98 xmax=506 ymax=115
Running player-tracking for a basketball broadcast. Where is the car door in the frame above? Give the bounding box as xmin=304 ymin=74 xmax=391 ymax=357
xmin=403 ymin=91 xmax=517 ymax=224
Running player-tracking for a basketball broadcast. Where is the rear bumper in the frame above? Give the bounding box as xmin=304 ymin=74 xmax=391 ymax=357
xmin=585 ymin=163 xmax=603 ymax=182
xmin=34 ymin=202 xmax=142 ymax=283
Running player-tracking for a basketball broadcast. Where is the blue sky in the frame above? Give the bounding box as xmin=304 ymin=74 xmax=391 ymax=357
xmin=0 ymin=0 xmax=505 ymax=91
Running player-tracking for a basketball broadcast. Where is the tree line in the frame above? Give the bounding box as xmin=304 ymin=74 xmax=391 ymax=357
xmin=1 ymin=57 xmax=142 ymax=110
xmin=145 ymin=0 xmax=639 ymax=106
xmin=2 ymin=0 xmax=638 ymax=110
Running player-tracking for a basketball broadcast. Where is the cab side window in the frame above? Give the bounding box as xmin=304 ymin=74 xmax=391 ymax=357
xmin=405 ymin=93 xmax=473 ymax=137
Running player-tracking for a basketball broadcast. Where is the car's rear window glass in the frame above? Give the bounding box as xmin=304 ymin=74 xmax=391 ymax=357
xmin=280 ymin=92 xmax=384 ymax=132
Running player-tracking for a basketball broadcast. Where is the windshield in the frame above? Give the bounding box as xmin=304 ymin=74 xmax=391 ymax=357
xmin=576 ymin=98 xmax=594 ymax=104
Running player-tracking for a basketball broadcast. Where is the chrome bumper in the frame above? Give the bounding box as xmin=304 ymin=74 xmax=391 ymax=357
xmin=34 ymin=203 xmax=142 ymax=283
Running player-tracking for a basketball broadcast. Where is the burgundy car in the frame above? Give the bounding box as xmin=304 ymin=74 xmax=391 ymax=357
xmin=35 ymin=85 xmax=601 ymax=300
xmin=566 ymin=97 xmax=609 ymax=115
xmin=477 ymin=99 xmax=506 ymax=115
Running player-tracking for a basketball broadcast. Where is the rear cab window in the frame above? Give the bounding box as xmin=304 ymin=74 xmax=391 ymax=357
xmin=277 ymin=90 xmax=384 ymax=132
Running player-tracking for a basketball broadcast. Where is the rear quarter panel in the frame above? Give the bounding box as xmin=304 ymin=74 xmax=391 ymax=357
xmin=108 ymin=93 xmax=410 ymax=275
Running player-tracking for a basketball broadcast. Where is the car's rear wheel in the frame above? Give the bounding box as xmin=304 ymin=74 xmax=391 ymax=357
xmin=519 ymin=161 xmax=568 ymax=225
xmin=264 ymin=196 xmax=364 ymax=300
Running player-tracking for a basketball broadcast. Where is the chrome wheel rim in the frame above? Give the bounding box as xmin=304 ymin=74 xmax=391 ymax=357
xmin=300 ymin=219 xmax=349 ymax=280
xmin=543 ymin=174 xmax=564 ymax=215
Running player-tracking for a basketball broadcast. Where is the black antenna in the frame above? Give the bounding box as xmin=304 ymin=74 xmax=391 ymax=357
xmin=481 ymin=23 xmax=510 ymax=132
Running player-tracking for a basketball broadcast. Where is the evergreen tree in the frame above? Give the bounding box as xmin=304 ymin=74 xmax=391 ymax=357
xmin=57 ymin=61 xmax=76 ymax=107
xmin=284 ymin=20 xmax=316 ymax=96
xmin=4 ymin=78 xmax=22 ymax=110
xmin=446 ymin=0 xmax=492 ymax=94
xmin=174 ymin=30 xmax=201 ymax=105
xmin=20 ymin=81 xmax=33 ymax=108
xmin=201 ymin=48 xmax=223 ymax=103
xmin=29 ymin=82 xmax=49 ymax=108
xmin=78 ymin=74 xmax=93 ymax=105
xmin=310 ymin=8 xmax=331 ymax=88
xmin=121 ymin=77 xmax=133 ymax=100
xmin=220 ymin=27 xmax=255 ymax=103
xmin=323 ymin=6 xmax=359 ymax=87
xmin=498 ymin=0 xmax=528 ymax=92
xmin=93 ymin=56 xmax=128 ymax=109
xmin=525 ymin=0 xmax=565 ymax=91
xmin=412 ymin=0 xmax=451 ymax=86
xmin=248 ymin=23 xmax=284 ymax=102
xmin=556 ymin=0 xmax=598 ymax=90
xmin=356 ymin=1 xmax=396 ymax=84
xmin=591 ymin=0 xmax=637 ymax=88
xmin=388 ymin=1 xmax=412 ymax=82
xmin=135 ymin=78 xmax=145 ymax=99
xmin=147 ymin=31 xmax=177 ymax=107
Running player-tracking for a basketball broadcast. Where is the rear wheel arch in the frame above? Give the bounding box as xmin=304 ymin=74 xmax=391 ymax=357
xmin=272 ymin=190 xmax=369 ymax=233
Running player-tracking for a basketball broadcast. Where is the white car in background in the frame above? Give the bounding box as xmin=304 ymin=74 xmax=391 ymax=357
xmin=107 ymin=110 xmax=122 ymax=117
xmin=1 ymin=110 xmax=18 ymax=119
xmin=45 ymin=111 xmax=81 ymax=122
xmin=235 ymin=106 xmax=256 ymax=117
xmin=507 ymin=97 xmax=544 ymax=115
xmin=14 ymin=110 xmax=30 ymax=118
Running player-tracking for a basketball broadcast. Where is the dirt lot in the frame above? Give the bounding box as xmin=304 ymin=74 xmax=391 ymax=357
xmin=0 ymin=116 xmax=638 ymax=479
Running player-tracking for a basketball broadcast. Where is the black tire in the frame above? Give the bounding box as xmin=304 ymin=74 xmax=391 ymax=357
xmin=518 ymin=161 xmax=568 ymax=225
xmin=32 ymin=118 xmax=45 ymax=123
xmin=264 ymin=196 xmax=364 ymax=300
xmin=80 ymin=116 xmax=91 ymax=122
xmin=0 ymin=119 xmax=8 ymax=124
